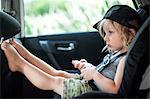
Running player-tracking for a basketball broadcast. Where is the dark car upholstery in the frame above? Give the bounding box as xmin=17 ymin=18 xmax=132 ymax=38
xmin=0 ymin=11 xmax=21 ymax=40
xmin=119 ymin=16 xmax=149 ymax=98
xmin=0 ymin=11 xmax=22 ymax=98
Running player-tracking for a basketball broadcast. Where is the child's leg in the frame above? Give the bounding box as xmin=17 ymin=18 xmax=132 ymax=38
xmin=1 ymin=42 xmax=65 ymax=95
xmin=9 ymin=39 xmax=75 ymax=78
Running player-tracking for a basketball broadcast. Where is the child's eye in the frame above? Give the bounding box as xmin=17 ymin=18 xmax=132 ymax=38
xmin=107 ymin=30 xmax=113 ymax=36
xmin=108 ymin=30 xmax=113 ymax=34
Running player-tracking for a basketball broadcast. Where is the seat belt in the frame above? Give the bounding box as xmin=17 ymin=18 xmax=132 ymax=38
xmin=96 ymin=52 xmax=127 ymax=72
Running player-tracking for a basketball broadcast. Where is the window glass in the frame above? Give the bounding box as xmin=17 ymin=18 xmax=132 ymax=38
xmin=24 ymin=0 xmax=134 ymax=37
xmin=0 ymin=0 xmax=1 ymax=10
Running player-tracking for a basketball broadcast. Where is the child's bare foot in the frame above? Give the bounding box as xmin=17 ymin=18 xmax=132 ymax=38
xmin=9 ymin=38 xmax=29 ymax=60
xmin=9 ymin=38 xmax=21 ymax=48
xmin=1 ymin=41 xmax=25 ymax=72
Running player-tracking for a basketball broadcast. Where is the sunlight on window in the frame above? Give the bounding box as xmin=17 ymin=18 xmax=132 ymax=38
xmin=24 ymin=0 xmax=134 ymax=37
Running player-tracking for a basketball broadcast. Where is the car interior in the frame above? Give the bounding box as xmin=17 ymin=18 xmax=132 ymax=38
xmin=0 ymin=0 xmax=149 ymax=98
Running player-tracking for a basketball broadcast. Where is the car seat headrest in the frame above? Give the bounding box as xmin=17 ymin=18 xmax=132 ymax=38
xmin=136 ymin=4 xmax=149 ymax=23
xmin=0 ymin=11 xmax=21 ymax=40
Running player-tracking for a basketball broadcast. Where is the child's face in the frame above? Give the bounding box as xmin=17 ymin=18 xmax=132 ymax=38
xmin=102 ymin=21 xmax=124 ymax=52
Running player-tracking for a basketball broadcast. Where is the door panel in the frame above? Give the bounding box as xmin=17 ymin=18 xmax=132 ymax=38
xmin=39 ymin=40 xmax=77 ymax=69
xmin=21 ymin=32 xmax=105 ymax=72
xmin=1 ymin=31 xmax=105 ymax=98
xmin=1 ymin=29 xmax=106 ymax=97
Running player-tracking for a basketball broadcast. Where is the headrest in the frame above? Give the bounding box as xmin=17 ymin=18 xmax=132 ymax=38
xmin=137 ymin=4 xmax=149 ymax=23
xmin=0 ymin=11 xmax=21 ymax=40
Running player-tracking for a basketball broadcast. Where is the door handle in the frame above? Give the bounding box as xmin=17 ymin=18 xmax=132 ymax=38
xmin=57 ymin=43 xmax=75 ymax=51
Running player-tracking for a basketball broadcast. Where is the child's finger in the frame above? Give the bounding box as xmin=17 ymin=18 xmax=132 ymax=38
xmin=78 ymin=63 xmax=85 ymax=70
xmin=72 ymin=60 xmax=85 ymax=70
xmin=80 ymin=59 xmax=87 ymax=62
xmin=72 ymin=60 xmax=80 ymax=68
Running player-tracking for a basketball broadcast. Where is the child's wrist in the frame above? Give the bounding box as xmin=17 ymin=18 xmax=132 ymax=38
xmin=92 ymin=67 xmax=97 ymax=79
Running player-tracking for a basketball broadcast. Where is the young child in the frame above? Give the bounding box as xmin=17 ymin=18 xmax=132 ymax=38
xmin=1 ymin=5 xmax=142 ymax=99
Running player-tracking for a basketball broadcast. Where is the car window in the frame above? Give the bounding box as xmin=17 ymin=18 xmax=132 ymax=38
xmin=0 ymin=0 xmax=1 ymax=10
xmin=24 ymin=0 xmax=134 ymax=37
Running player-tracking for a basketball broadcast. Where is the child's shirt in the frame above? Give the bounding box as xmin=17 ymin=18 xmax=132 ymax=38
xmin=89 ymin=51 xmax=127 ymax=90
xmin=96 ymin=51 xmax=127 ymax=80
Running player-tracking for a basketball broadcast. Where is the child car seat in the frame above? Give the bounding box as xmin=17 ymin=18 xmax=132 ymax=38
xmin=75 ymin=10 xmax=150 ymax=99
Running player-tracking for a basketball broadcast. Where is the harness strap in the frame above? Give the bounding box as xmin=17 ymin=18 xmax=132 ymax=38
xmin=96 ymin=52 xmax=127 ymax=72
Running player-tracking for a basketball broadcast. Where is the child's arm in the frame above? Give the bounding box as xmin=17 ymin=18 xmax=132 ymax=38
xmin=92 ymin=56 xmax=126 ymax=93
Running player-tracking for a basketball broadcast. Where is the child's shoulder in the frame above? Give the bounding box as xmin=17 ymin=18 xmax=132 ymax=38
xmin=118 ymin=55 xmax=126 ymax=66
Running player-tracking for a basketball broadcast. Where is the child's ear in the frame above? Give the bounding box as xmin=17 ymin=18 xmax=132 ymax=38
xmin=129 ymin=28 xmax=136 ymax=36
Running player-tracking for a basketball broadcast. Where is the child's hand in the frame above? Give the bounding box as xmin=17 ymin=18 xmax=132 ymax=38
xmin=72 ymin=59 xmax=86 ymax=70
xmin=72 ymin=59 xmax=92 ymax=71
xmin=80 ymin=66 xmax=96 ymax=81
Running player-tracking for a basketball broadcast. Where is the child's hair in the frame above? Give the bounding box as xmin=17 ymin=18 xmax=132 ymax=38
xmin=93 ymin=5 xmax=142 ymax=49
xmin=98 ymin=19 xmax=137 ymax=49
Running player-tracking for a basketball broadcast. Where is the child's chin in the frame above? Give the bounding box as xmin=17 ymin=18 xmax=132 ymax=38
xmin=108 ymin=48 xmax=117 ymax=53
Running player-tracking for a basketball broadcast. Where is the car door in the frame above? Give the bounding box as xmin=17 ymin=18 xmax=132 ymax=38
xmin=21 ymin=32 xmax=105 ymax=71
xmin=19 ymin=32 xmax=105 ymax=98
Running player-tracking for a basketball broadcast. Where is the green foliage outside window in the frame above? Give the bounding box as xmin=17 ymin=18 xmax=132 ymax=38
xmin=24 ymin=0 xmax=134 ymax=37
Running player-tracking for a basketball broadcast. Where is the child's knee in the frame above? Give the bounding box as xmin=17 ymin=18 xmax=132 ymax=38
xmin=53 ymin=77 xmax=65 ymax=95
